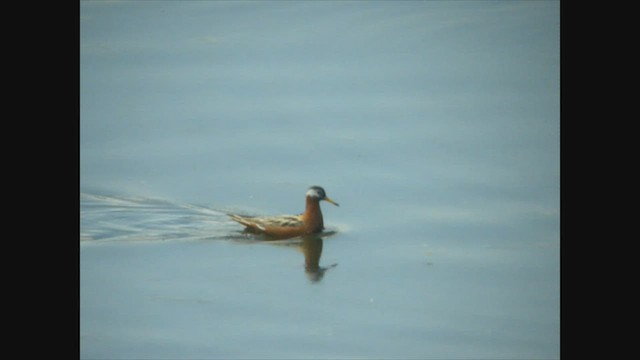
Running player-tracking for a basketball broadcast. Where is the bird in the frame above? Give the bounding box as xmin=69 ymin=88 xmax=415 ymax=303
xmin=229 ymin=186 xmax=339 ymax=239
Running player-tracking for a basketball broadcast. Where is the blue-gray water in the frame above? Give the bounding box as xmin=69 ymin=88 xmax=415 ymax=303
xmin=80 ymin=1 xmax=559 ymax=359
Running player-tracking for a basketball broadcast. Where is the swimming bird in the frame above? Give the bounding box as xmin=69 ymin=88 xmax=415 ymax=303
xmin=229 ymin=186 xmax=339 ymax=239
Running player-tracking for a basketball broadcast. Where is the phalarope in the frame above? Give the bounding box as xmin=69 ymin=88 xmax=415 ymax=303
xmin=229 ymin=186 xmax=339 ymax=239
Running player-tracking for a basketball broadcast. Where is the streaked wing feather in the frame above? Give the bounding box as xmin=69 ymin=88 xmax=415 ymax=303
xmin=229 ymin=214 xmax=303 ymax=229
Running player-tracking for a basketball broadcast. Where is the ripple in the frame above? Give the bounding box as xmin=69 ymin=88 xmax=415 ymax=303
xmin=80 ymin=193 xmax=239 ymax=243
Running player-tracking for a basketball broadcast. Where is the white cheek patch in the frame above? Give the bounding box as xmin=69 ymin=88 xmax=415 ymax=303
xmin=306 ymin=188 xmax=321 ymax=198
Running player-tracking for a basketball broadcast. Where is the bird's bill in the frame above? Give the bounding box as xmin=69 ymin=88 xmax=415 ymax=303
xmin=324 ymin=197 xmax=339 ymax=206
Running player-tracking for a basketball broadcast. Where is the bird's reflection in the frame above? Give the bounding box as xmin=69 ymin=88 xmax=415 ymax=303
xmin=299 ymin=234 xmax=338 ymax=283
xmin=233 ymin=229 xmax=338 ymax=283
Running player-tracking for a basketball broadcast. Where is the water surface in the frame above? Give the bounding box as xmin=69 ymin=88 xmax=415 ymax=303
xmin=80 ymin=1 xmax=559 ymax=358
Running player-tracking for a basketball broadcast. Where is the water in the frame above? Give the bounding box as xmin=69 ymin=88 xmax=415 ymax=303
xmin=80 ymin=1 xmax=559 ymax=359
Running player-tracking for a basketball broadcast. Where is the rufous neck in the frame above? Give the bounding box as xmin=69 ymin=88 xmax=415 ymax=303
xmin=304 ymin=196 xmax=324 ymax=233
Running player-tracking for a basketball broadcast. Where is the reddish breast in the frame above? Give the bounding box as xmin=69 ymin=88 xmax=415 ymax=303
xmin=302 ymin=196 xmax=324 ymax=234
